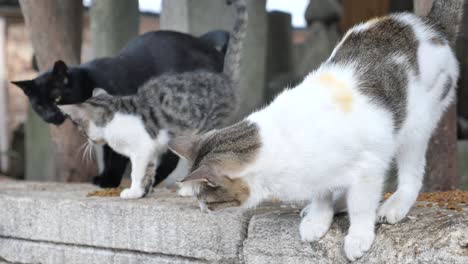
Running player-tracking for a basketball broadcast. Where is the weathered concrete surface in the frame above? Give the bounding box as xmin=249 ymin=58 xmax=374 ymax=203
xmin=0 ymin=182 xmax=249 ymax=263
xmin=0 ymin=237 xmax=203 ymax=264
xmin=244 ymin=207 xmax=468 ymax=264
xmin=1 ymin=182 xmax=467 ymax=264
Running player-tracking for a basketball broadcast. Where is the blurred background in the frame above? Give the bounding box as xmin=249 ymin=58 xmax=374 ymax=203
xmin=0 ymin=0 xmax=467 ymax=190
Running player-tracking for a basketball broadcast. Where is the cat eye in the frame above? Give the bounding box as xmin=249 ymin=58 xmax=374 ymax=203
xmin=55 ymin=96 xmax=62 ymax=103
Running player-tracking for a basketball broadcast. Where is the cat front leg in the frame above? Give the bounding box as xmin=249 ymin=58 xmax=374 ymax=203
xmin=344 ymin=153 xmax=386 ymax=261
xmin=120 ymin=153 xmax=152 ymax=199
xmin=299 ymin=191 xmax=334 ymax=242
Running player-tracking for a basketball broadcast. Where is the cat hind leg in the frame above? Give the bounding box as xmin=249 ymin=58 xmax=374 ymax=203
xmin=378 ymin=134 xmax=429 ymax=224
xmin=120 ymin=152 xmax=153 ymax=199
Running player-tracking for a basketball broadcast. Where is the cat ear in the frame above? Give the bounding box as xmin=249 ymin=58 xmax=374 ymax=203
xmin=53 ymin=60 xmax=68 ymax=75
xmin=168 ymin=135 xmax=199 ymax=161
xmin=180 ymin=165 xmax=220 ymax=187
xmin=52 ymin=60 xmax=68 ymax=84
xmin=11 ymin=80 xmax=34 ymax=95
xmin=92 ymin=88 xmax=108 ymax=97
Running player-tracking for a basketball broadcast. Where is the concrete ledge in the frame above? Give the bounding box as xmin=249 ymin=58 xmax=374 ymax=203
xmin=1 ymin=182 xmax=467 ymax=264
xmin=244 ymin=208 xmax=468 ymax=264
xmin=0 ymin=237 xmax=203 ymax=264
xmin=0 ymin=182 xmax=249 ymax=263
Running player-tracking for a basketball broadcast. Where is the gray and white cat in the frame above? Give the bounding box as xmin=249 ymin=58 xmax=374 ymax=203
xmin=61 ymin=0 xmax=247 ymax=199
xmin=168 ymin=0 xmax=462 ymax=261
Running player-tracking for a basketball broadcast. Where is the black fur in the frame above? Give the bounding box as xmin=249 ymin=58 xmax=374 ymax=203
xmin=198 ymin=30 xmax=230 ymax=55
xmin=12 ymin=30 xmax=228 ymax=188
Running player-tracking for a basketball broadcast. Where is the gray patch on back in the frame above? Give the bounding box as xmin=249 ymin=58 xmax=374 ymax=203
xmin=329 ymin=16 xmax=419 ymax=131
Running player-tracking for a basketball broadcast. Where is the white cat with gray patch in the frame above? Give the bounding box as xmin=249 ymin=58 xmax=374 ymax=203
xmin=168 ymin=0 xmax=462 ymax=260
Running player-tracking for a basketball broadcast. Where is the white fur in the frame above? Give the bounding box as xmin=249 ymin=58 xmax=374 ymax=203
xmin=230 ymin=15 xmax=458 ymax=261
xmin=99 ymin=113 xmax=170 ymax=199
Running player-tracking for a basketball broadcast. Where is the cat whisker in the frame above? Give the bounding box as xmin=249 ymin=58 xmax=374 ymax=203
xmin=78 ymin=141 xmax=89 ymax=162
xmin=78 ymin=139 xmax=95 ymax=165
xmin=86 ymin=140 xmax=95 ymax=164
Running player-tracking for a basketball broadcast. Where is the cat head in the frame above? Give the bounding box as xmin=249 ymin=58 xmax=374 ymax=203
xmin=168 ymin=121 xmax=261 ymax=211
xmin=12 ymin=60 xmax=92 ymax=125
xmin=59 ymin=88 xmax=112 ymax=145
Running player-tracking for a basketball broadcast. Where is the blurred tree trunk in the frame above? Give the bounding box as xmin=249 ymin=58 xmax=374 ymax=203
xmin=19 ymin=0 xmax=98 ymax=182
xmin=414 ymin=0 xmax=459 ymax=191
xmin=340 ymin=0 xmax=390 ymax=31
xmin=90 ymin=0 xmax=139 ymax=57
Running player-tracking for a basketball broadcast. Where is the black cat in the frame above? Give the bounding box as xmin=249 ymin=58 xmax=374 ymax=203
xmin=12 ymin=30 xmax=229 ymax=188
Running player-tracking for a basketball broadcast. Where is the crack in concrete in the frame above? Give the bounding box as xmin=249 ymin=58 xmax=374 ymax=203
xmin=0 ymin=255 xmax=35 ymax=264
xmin=0 ymin=236 xmax=208 ymax=263
xmin=235 ymin=209 xmax=256 ymax=264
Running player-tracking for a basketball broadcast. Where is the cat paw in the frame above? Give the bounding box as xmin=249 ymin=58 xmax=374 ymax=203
xmin=299 ymin=206 xmax=333 ymax=242
xmin=177 ymin=184 xmax=195 ymax=197
xmin=377 ymin=194 xmax=413 ymax=224
xmin=344 ymin=232 xmax=374 ymax=261
xmin=120 ymin=187 xmax=145 ymax=199
xmin=300 ymin=217 xmax=332 ymax=242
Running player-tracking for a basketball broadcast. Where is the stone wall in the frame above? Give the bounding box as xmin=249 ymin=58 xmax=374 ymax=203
xmin=0 ymin=182 xmax=467 ymax=264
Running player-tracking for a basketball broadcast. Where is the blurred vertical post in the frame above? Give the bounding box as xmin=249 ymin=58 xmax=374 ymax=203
xmin=265 ymin=11 xmax=293 ymax=102
xmin=90 ymin=0 xmax=139 ymax=58
xmin=414 ymin=0 xmax=459 ymax=191
xmin=161 ymin=0 xmax=267 ymax=120
xmin=19 ymin=0 xmax=98 ymax=182
xmin=90 ymin=0 xmax=139 ymax=173
xmin=458 ymin=3 xmax=468 ymax=122
xmin=0 ymin=18 xmax=8 ymax=172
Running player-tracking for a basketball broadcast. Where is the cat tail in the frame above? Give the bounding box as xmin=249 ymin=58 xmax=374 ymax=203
xmin=223 ymin=0 xmax=248 ymax=85
xmin=427 ymin=0 xmax=464 ymax=46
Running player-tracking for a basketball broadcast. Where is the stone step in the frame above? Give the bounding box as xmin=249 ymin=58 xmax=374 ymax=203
xmin=0 ymin=182 xmax=249 ymax=263
xmin=0 ymin=182 xmax=467 ymax=264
